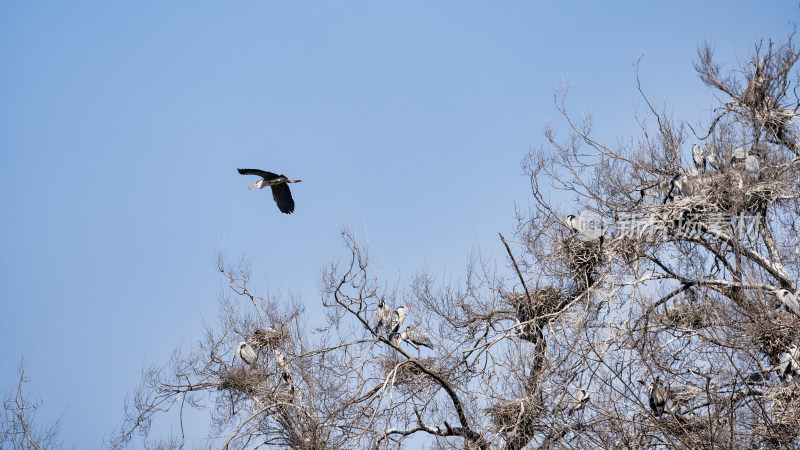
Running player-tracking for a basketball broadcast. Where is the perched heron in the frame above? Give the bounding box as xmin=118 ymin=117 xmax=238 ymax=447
xmin=779 ymin=344 xmax=800 ymax=383
xmin=274 ymin=351 xmax=294 ymax=393
xmin=705 ymin=145 xmax=721 ymax=172
xmin=638 ymin=377 xmax=667 ymax=417
xmin=237 ymin=341 xmax=257 ymax=367
xmin=563 ymin=214 xmax=582 ymax=233
xmin=237 ymin=168 xmax=302 ymax=214
xmin=675 ymin=175 xmax=695 ymax=197
xmin=770 ymin=289 xmax=800 ymax=317
xmin=731 ymin=145 xmax=748 ymax=167
xmin=657 ymin=177 xmax=675 ymax=204
xmin=691 ymin=144 xmax=706 ymax=174
xmin=373 ymin=299 xmax=391 ymax=333
xmin=394 ymin=325 xmax=434 ymax=349
xmin=388 ymin=306 xmax=413 ymax=334
xmin=565 ymin=389 xmax=590 ymax=416
xmin=745 ymin=155 xmax=760 ymax=182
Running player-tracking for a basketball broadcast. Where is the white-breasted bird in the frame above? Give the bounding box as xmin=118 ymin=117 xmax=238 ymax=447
xmin=771 ymin=289 xmax=800 ymax=317
xmin=237 ymin=168 xmax=302 ymax=214
xmin=388 ymin=306 xmax=413 ymax=334
xmin=692 ymin=144 xmax=706 ymax=174
xmin=394 ymin=325 xmax=434 ymax=349
xmin=745 ymin=154 xmax=760 ymax=182
xmin=373 ymin=299 xmax=391 ymax=333
xmin=237 ymin=341 xmax=257 ymax=367
xmin=638 ymin=377 xmax=667 ymax=417
xmin=779 ymin=344 xmax=800 ymax=383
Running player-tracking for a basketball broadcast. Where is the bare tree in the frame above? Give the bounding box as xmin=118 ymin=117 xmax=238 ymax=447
xmin=111 ymin=32 xmax=800 ymax=449
xmin=2 ymin=360 xmax=62 ymax=450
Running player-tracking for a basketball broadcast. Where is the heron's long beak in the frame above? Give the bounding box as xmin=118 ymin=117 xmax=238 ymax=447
xmin=291 ymin=179 xmax=302 ymax=183
xmin=249 ymin=182 xmax=258 ymax=190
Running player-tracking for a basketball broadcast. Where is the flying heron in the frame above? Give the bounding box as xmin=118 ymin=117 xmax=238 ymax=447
xmin=236 ymin=341 xmax=257 ymax=367
xmin=394 ymin=325 xmax=434 ymax=349
xmin=237 ymin=168 xmax=301 ymax=214
xmin=691 ymin=144 xmax=706 ymax=174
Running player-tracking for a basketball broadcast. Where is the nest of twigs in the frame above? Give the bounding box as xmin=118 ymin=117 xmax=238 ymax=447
xmin=249 ymin=327 xmax=290 ymax=350
xmin=755 ymin=323 xmax=800 ymax=364
xmin=770 ymin=383 xmax=800 ymax=434
xmin=380 ymin=357 xmax=442 ymax=385
xmin=661 ymin=300 xmax=718 ymax=330
xmin=561 ymin=237 xmax=604 ymax=286
xmin=505 ymin=287 xmax=564 ymax=343
xmin=219 ymin=366 xmax=270 ymax=396
xmin=486 ymin=397 xmax=541 ymax=434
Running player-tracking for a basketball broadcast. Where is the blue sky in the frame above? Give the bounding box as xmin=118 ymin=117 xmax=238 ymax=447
xmin=1 ymin=2 xmax=796 ymax=446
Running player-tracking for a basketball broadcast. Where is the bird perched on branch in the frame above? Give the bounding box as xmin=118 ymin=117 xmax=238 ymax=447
xmin=388 ymin=306 xmax=413 ymax=334
xmin=692 ymin=144 xmax=706 ymax=174
xmin=373 ymin=299 xmax=391 ymax=333
xmin=394 ymin=325 xmax=434 ymax=349
xmin=237 ymin=168 xmax=302 ymax=214
xmin=770 ymin=289 xmax=800 ymax=317
xmin=638 ymin=377 xmax=667 ymax=417
xmin=237 ymin=341 xmax=257 ymax=367
xmin=745 ymin=154 xmax=760 ymax=182
xmin=779 ymin=344 xmax=800 ymax=383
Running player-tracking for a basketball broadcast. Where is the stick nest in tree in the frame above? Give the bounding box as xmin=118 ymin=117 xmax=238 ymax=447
xmin=560 ymin=237 xmax=604 ymax=284
xmin=249 ymin=327 xmax=290 ymax=350
xmin=485 ymin=397 xmax=541 ymax=434
xmin=379 ymin=357 xmax=444 ymax=386
xmin=218 ymin=367 xmax=270 ymax=396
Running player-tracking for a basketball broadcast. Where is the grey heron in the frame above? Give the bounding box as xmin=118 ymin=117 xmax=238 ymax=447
xmin=770 ymin=289 xmax=800 ymax=317
xmin=745 ymin=155 xmax=760 ymax=182
xmin=394 ymin=325 xmax=434 ymax=349
xmin=691 ymin=144 xmax=706 ymax=174
xmin=388 ymin=306 xmax=413 ymax=334
xmin=373 ymin=299 xmax=391 ymax=333
xmin=732 ymin=145 xmax=748 ymax=167
xmin=274 ymin=351 xmax=294 ymax=394
xmin=675 ymin=175 xmax=695 ymax=197
xmin=237 ymin=341 xmax=257 ymax=367
xmin=565 ymin=389 xmax=590 ymax=416
xmin=563 ymin=214 xmax=582 ymax=233
xmin=705 ymin=145 xmax=721 ymax=172
xmin=638 ymin=377 xmax=667 ymax=417
xmin=237 ymin=168 xmax=301 ymax=214
xmin=779 ymin=344 xmax=800 ymax=383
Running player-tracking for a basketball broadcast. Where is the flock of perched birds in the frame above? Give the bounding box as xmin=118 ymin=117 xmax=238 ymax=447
xmin=657 ymin=143 xmax=763 ymax=204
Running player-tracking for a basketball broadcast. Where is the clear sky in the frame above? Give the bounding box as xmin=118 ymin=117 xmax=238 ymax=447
xmin=1 ymin=1 xmax=796 ymax=446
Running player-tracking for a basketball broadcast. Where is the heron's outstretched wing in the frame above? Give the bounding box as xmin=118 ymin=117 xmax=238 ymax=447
xmin=237 ymin=168 xmax=281 ymax=179
xmin=271 ymin=183 xmax=295 ymax=214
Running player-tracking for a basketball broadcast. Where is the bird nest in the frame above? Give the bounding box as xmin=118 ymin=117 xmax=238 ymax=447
xmin=661 ymin=301 xmax=718 ymax=330
xmin=485 ymin=397 xmax=541 ymax=433
xmin=754 ymin=322 xmax=800 ymax=363
xmin=249 ymin=327 xmax=290 ymax=350
xmin=560 ymin=237 xmax=604 ymax=284
xmin=506 ymin=287 xmax=563 ymax=324
xmin=218 ymin=367 xmax=270 ymax=396
xmin=770 ymin=383 xmax=800 ymax=434
xmin=379 ymin=357 xmax=443 ymax=386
